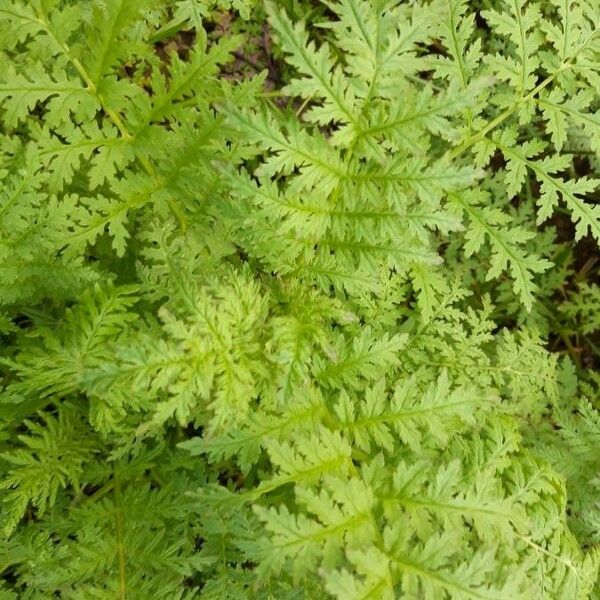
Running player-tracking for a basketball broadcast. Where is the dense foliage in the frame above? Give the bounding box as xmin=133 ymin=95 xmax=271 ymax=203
xmin=1 ymin=0 xmax=600 ymax=597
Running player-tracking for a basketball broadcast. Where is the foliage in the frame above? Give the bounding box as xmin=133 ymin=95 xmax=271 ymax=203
xmin=1 ymin=0 xmax=600 ymax=597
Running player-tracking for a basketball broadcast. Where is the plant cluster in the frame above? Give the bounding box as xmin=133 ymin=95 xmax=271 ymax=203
xmin=1 ymin=0 xmax=600 ymax=598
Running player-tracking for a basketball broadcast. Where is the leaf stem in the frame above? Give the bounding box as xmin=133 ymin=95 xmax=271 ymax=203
xmin=113 ymin=469 xmax=127 ymax=600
